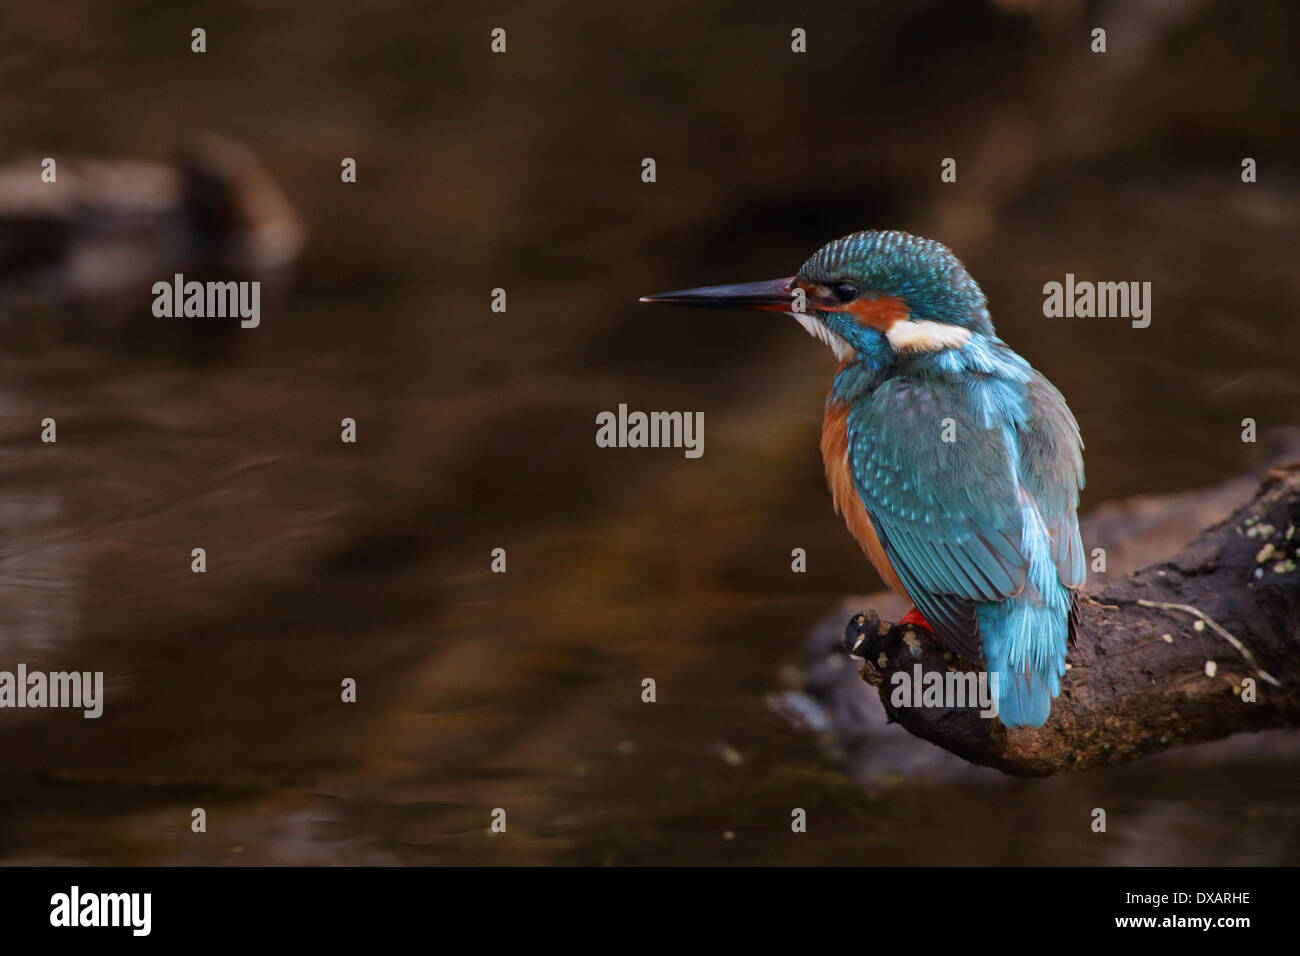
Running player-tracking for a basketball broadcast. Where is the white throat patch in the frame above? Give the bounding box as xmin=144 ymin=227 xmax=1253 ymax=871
xmin=885 ymin=319 xmax=972 ymax=352
xmin=788 ymin=311 xmax=855 ymax=362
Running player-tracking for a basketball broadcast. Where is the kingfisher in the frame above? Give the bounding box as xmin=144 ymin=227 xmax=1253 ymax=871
xmin=641 ymin=230 xmax=1085 ymax=728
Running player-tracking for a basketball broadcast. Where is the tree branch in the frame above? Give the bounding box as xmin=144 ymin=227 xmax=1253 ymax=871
xmin=787 ymin=465 xmax=1300 ymax=777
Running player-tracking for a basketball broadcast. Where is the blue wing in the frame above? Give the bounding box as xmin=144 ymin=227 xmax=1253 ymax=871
xmin=846 ymin=363 xmax=1085 ymax=729
xmin=846 ymin=376 xmax=1028 ymax=659
xmin=1018 ymin=372 xmax=1086 ymax=592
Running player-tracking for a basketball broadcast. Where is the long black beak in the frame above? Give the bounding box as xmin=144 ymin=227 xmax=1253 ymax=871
xmin=639 ymin=276 xmax=797 ymax=311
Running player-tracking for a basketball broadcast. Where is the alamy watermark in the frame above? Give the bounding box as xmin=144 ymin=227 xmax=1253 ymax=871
xmin=0 ymin=664 xmax=103 ymax=718
xmin=887 ymin=664 xmax=1001 ymax=719
xmin=152 ymin=273 xmax=260 ymax=328
xmin=1043 ymin=274 xmax=1151 ymax=328
xmin=596 ymin=403 xmax=703 ymax=458
xmin=50 ymin=886 xmax=150 ymax=936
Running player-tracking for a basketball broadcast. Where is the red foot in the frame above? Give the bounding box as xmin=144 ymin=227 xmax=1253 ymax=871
xmin=898 ymin=608 xmax=933 ymax=632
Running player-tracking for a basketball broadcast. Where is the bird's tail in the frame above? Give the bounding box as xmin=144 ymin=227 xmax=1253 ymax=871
xmin=977 ymin=544 xmax=1071 ymax=728
xmin=976 ymin=481 xmax=1074 ymax=728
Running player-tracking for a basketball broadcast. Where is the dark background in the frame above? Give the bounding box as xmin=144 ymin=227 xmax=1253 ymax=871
xmin=0 ymin=0 xmax=1297 ymax=864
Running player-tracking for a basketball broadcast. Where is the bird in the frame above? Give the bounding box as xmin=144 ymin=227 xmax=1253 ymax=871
xmin=641 ymin=230 xmax=1084 ymax=728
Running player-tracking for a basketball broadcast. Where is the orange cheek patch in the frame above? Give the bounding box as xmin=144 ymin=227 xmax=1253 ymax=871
xmin=843 ymin=294 xmax=910 ymax=331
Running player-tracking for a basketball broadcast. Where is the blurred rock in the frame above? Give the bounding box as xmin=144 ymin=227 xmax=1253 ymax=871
xmin=0 ymin=134 xmax=303 ymax=355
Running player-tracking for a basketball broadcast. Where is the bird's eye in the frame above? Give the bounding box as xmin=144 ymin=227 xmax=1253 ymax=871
xmin=832 ymin=282 xmax=858 ymax=304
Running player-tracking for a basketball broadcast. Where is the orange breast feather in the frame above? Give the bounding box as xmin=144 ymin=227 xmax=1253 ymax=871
xmin=821 ymin=398 xmax=911 ymax=601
